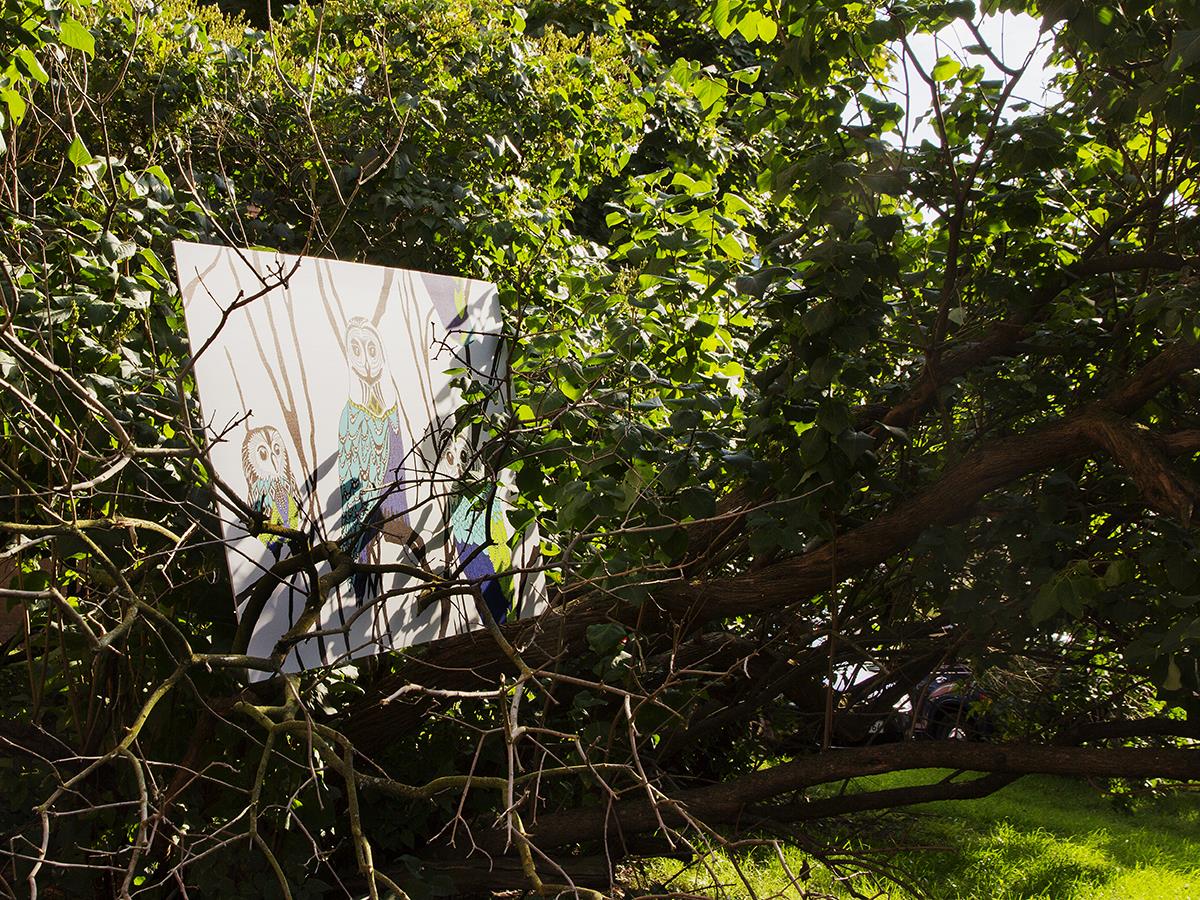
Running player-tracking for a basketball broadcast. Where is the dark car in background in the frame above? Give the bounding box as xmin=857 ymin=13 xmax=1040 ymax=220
xmin=827 ymin=663 xmax=994 ymax=745
xmin=909 ymin=666 xmax=993 ymax=740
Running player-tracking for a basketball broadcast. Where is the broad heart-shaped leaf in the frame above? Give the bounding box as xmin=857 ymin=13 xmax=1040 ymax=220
xmin=735 ymin=9 xmax=778 ymax=43
xmin=710 ymin=0 xmax=735 ymax=38
xmin=693 ymin=75 xmax=728 ymax=111
xmin=67 ymin=135 xmax=93 ymax=168
xmin=756 ymin=13 xmax=778 ymax=42
xmin=59 ymin=18 xmax=96 ymax=57
xmin=931 ymin=57 xmax=962 ymax=82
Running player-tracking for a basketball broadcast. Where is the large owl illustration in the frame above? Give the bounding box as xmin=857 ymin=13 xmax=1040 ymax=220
xmin=337 ymin=316 xmax=426 ymax=604
xmin=241 ymin=425 xmax=302 ymax=561
xmin=442 ymin=435 xmax=513 ymax=625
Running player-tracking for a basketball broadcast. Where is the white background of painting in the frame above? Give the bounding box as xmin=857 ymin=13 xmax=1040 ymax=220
xmin=174 ymin=242 xmax=544 ymax=671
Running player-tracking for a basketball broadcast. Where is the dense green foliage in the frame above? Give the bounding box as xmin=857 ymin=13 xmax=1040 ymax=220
xmin=1 ymin=0 xmax=1199 ymax=896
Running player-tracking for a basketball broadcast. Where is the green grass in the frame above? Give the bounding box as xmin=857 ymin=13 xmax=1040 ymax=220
xmin=635 ymin=772 xmax=1200 ymax=899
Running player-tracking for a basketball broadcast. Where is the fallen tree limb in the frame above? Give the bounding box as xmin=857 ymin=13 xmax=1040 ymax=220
xmin=518 ymin=739 xmax=1200 ymax=851
xmin=345 ymin=344 xmax=1200 ymax=746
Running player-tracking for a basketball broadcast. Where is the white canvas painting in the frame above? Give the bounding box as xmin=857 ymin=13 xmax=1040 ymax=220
xmin=174 ymin=242 xmax=546 ymax=672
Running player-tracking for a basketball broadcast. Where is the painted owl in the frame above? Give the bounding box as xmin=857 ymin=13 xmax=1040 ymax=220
xmin=241 ymin=425 xmax=302 ymax=561
xmin=337 ymin=316 xmax=425 ymax=604
xmin=442 ymin=436 xmax=513 ymax=624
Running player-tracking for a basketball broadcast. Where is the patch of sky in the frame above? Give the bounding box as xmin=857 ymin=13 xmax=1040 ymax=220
xmin=847 ymin=10 xmax=1066 ymax=148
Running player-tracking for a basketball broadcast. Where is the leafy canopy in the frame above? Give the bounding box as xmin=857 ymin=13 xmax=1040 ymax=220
xmin=1 ymin=0 xmax=1199 ymax=895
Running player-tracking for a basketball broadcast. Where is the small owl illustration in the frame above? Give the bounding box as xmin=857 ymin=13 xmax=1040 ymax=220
xmin=241 ymin=425 xmax=302 ymax=560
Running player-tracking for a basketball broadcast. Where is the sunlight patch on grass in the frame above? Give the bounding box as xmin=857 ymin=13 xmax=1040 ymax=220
xmin=636 ymin=773 xmax=1200 ymax=899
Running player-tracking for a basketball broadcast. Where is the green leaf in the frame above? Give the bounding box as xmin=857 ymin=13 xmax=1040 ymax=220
xmin=1169 ymin=30 xmax=1200 ymax=71
xmin=816 ymin=400 xmax=851 ymax=434
xmin=1103 ymin=559 xmax=1134 ymax=588
xmin=59 ymin=18 xmax=96 ymax=58
xmin=146 ymin=165 xmax=173 ymax=191
xmin=931 ymin=57 xmax=962 ymax=82
xmin=669 ymin=408 xmax=703 ymax=431
xmin=837 ymin=430 xmax=875 ymax=462
xmin=1163 ymin=655 xmax=1183 ymax=691
xmin=676 ymin=486 xmax=716 ymax=519
xmin=801 ymin=302 xmax=838 ymax=335
xmin=1 ymin=90 xmax=27 ymax=125
xmin=119 ymin=288 xmax=152 ymax=310
xmin=15 ymin=48 xmax=48 ymax=84
xmin=862 ymin=173 xmax=908 ymax=194
xmin=710 ymin=0 xmax=735 ymax=38
xmin=558 ymin=377 xmax=583 ymax=401
xmin=103 ymin=235 xmax=137 ymax=262
xmin=1166 ymin=556 xmax=1196 ymax=591
xmin=140 ymin=248 xmax=169 ymax=278
xmin=715 ymin=232 xmax=744 ymax=259
xmin=586 ymin=622 xmax=626 ymax=654
xmin=693 ymin=76 xmax=728 ymax=111
xmin=17 ymin=569 xmax=50 ymax=592
xmin=1031 ymin=583 xmax=1060 ymax=625
xmin=736 ymin=10 xmax=759 ymax=41
xmin=67 ymin=135 xmax=93 ymax=169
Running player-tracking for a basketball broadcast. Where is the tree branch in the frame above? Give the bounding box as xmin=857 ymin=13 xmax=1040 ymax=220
xmin=519 ymin=739 xmax=1200 ymax=851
